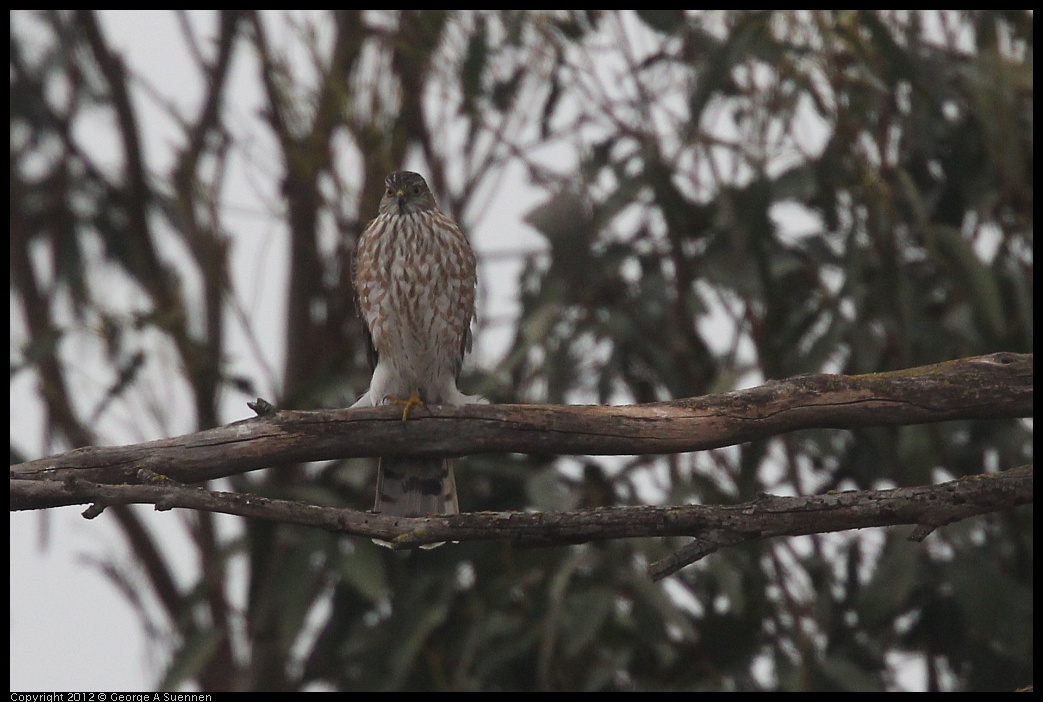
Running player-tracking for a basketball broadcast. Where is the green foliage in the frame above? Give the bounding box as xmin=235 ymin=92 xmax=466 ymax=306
xmin=10 ymin=9 xmax=1032 ymax=691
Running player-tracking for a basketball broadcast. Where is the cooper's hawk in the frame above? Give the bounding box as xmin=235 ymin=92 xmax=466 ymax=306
xmin=352 ymin=171 xmax=480 ymax=527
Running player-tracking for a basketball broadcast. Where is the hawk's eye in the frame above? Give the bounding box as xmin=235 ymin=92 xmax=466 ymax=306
xmin=413 ymin=185 xmax=422 ymax=195
xmin=385 ymin=187 xmax=394 ymax=196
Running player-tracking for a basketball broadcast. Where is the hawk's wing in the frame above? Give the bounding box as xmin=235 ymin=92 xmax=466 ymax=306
xmin=351 ymin=241 xmax=379 ymax=372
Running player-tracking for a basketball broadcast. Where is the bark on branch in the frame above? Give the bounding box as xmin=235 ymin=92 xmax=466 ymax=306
xmin=8 ymin=465 xmax=1032 ymax=580
xmin=9 ymin=352 xmax=1032 ymax=576
xmin=10 ymin=352 xmax=1032 ymax=494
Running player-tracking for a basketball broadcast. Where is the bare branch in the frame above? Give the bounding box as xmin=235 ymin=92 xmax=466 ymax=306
xmin=9 ymin=465 xmax=1032 ymax=579
xmin=9 ymin=352 xmax=1033 ymax=578
xmin=10 ymin=353 xmax=1032 ymax=493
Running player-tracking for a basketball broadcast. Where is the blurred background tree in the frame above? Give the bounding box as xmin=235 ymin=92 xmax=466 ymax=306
xmin=10 ymin=10 xmax=1032 ymax=691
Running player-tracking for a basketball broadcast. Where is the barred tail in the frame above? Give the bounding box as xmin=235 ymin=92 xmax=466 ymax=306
xmin=373 ymin=457 xmax=458 ymax=549
xmin=374 ymin=457 xmax=458 ymax=517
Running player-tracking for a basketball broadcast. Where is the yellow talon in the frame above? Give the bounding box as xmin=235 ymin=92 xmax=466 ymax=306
xmin=387 ymin=393 xmax=425 ymax=421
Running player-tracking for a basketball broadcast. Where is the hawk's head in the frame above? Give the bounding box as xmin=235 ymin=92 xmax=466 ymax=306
xmin=380 ymin=171 xmax=438 ymax=216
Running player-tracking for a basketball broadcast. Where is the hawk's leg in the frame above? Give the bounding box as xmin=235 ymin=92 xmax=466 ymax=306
xmin=385 ymin=393 xmax=425 ymax=422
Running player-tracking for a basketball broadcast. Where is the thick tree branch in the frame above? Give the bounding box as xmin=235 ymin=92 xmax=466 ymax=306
xmin=9 ymin=465 xmax=1032 ymax=581
xmin=10 ymin=353 xmax=1032 ymax=495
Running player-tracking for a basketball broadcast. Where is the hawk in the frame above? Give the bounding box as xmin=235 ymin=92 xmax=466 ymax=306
xmin=352 ymin=171 xmax=480 ymax=526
